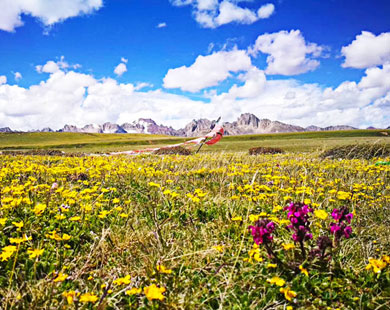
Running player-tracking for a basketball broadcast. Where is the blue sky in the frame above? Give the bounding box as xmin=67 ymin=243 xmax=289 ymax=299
xmin=0 ymin=0 xmax=389 ymax=130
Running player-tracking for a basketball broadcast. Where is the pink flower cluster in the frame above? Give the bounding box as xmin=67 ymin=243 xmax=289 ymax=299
xmin=284 ymin=202 xmax=313 ymax=242
xmin=249 ymin=219 xmax=275 ymax=245
xmin=330 ymin=207 xmax=353 ymax=240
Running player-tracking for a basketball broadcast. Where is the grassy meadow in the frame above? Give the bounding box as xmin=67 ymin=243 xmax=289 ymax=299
xmin=0 ymin=129 xmax=389 ymax=153
xmin=0 ymin=130 xmax=390 ymax=309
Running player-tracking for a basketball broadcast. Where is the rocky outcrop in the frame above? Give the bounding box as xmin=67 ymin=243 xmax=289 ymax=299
xmin=9 ymin=113 xmax=368 ymax=136
xmin=323 ymin=125 xmax=357 ymax=131
xmin=222 ymin=113 xmax=305 ymax=135
xmin=59 ymin=125 xmax=79 ymax=132
xmin=101 ymin=122 xmax=126 ymax=134
xmin=40 ymin=127 xmax=54 ymax=132
xmin=0 ymin=127 xmax=12 ymax=133
xmin=305 ymin=125 xmax=322 ymax=132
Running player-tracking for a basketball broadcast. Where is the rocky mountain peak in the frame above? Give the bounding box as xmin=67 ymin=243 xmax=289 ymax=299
xmin=0 ymin=127 xmax=12 ymax=133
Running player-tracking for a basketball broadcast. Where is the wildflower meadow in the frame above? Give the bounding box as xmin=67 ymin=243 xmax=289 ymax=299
xmin=0 ymin=152 xmax=389 ymax=309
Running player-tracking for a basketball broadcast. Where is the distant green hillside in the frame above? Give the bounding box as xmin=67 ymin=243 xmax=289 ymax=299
xmin=0 ymin=130 xmax=389 ymax=153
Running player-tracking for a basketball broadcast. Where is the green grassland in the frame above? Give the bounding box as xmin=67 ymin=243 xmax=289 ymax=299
xmin=0 ymin=129 xmax=389 ymax=153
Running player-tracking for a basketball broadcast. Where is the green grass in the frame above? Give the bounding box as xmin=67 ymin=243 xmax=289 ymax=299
xmin=0 ymin=152 xmax=390 ymax=309
xmin=0 ymin=129 xmax=389 ymax=153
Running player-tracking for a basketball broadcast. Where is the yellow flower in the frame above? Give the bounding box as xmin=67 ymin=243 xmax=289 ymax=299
xmin=266 ymin=263 xmax=277 ymax=269
xmin=280 ymin=287 xmax=297 ymax=301
xmin=157 ymin=264 xmax=172 ymax=274
xmin=79 ymin=292 xmax=99 ymax=303
xmin=55 ymin=214 xmax=66 ymax=220
xmin=69 ymin=216 xmax=81 ymax=221
xmin=282 ymin=243 xmax=295 ymax=251
xmin=249 ymin=214 xmax=260 ymax=222
xmin=337 ymin=191 xmax=352 ymax=200
xmin=12 ymin=221 xmax=24 ymax=231
xmin=33 ymin=203 xmax=46 ymax=216
xmin=366 ymin=258 xmax=387 ymax=273
xmin=232 ymin=216 xmax=243 ymax=221
xmin=27 ymin=248 xmax=44 ymax=259
xmin=212 ymin=245 xmax=224 ymax=253
xmin=125 ymin=287 xmax=142 ymax=295
xmin=10 ymin=235 xmax=32 ymax=244
xmin=98 ymin=210 xmax=110 ymax=219
xmin=62 ymin=234 xmax=71 ymax=241
xmin=113 ymin=275 xmax=131 ymax=285
xmin=299 ymin=265 xmax=309 ymax=276
xmin=314 ymin=210 xmax=328 ymax=220
xmin=244 ymin=243 xmax=263 ymax=263
xmin=382 ymin=255 xmax=390 ymax=264
xmin=62 ymin=291 xmax=77 ymax=305
xmin=53 ymin=272 xmax=68 ymax=282
xmin=144 ymin=284 xmax=166 ymax=301
xmin=0 ymin=218 xmax=7 ymax=225
xmin=267 ymin=276 xmax=286 ymax=286
xmin=119 ymin=213 xmax=129 ymax=218
xmin=0 ymin=245 xmax=17 ymax=261
xmin=148 ymin=182 xmax=161 ymax=188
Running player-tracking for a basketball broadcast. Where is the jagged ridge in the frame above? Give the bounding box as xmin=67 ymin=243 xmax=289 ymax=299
xmin=1 ymin=113 xmax=365 ymax=137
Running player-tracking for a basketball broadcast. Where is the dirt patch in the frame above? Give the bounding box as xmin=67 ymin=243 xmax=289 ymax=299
xmin=153 ymin=146 xmax=192 ymax=155
xmin=249 ymin=147 xmax=284 ymax=155
xmin=320 ymin=144 xmax=390 ymax=160
xmin=67 ymin=172 xmax=89 ymax=182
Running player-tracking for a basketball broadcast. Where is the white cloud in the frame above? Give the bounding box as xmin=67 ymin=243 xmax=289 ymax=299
xmin=341 ymin=31 xmax=390 ymax=69
xmin=257 ymin=3 xmax=275 ymax=19
xmin=0 ymin=0 xmax=103 ymax=32
xmin=134 ymin=82 xmax=153 ymax=90
xmin=208 ymin=62 xmax=390 ymax=128
xmin=0 ymin=75 xmax=7 ymax=85
xmin=36 ymin=56 xmax=79 ymax=74
xmin=215 ymin=1 xmax=258 ymax=26
xmin=36 ymin=61 xmax=60 ymax=74
xmin=219 ymin=67 xmax=266 ymax=99
xmin=1 ymin=53 xmax=389 ymax=132
xmin=250 ymin=30 xmax=324 ymax=75
xmin=0 ymin=65 xmax=213 ymax=131
xmin=121 ymin=57 xmax=128 ymax=63
xmin=14 ymin=72 xmax=22 ymax=81
xmin=170 ymin=0 xmax=275 ymax=28
xmin=114 ymin=63 xmax=127 ymax=76
xmin=163 ymin=49 xmax=252 ymax=92
xmin=157 ymin=22 xmax=167 ymax=28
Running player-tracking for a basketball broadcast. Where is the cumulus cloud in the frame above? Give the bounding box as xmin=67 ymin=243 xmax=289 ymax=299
xmin=341 ymin=31 xmax=390 ymax=69
xmin=36 ymin=56 xmax=80 ymax=74
xmin=208 ymin=63 xmax=390 ymax=128
xmin=170 ymin=0 xmax=275 ymax=28
xmin=114 ymin=63 xmax=127 ymax=76
xmin=0 ymin=0 xmax=103 ymax=32
xmin=0 ymin=66 xmax=213 ymax=131
xmin=249 ymin=30 xmax=324 ymax=75
xmin=257 ymin=3 xmax=275 ymax=19
xmin=36 ymin=61 xmax=60 ymax=74
xmin=157 ymin=22 xmax=167 ymax=28
xmin=14 ymin=72 xmax=22 ymax=81
xmin=163 ymin=49 xmax=252 ymax=92
xmin=134 ymin=82 xmax=153 ymax=90
xmin=0 ymin=75 xmax=7 ymax=85
xmin=1 ymin=51 xmax=390 ymax=131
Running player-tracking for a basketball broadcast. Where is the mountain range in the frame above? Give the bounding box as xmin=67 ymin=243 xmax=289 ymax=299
xmin=1 ymin=113 xmax=388 ymax=136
